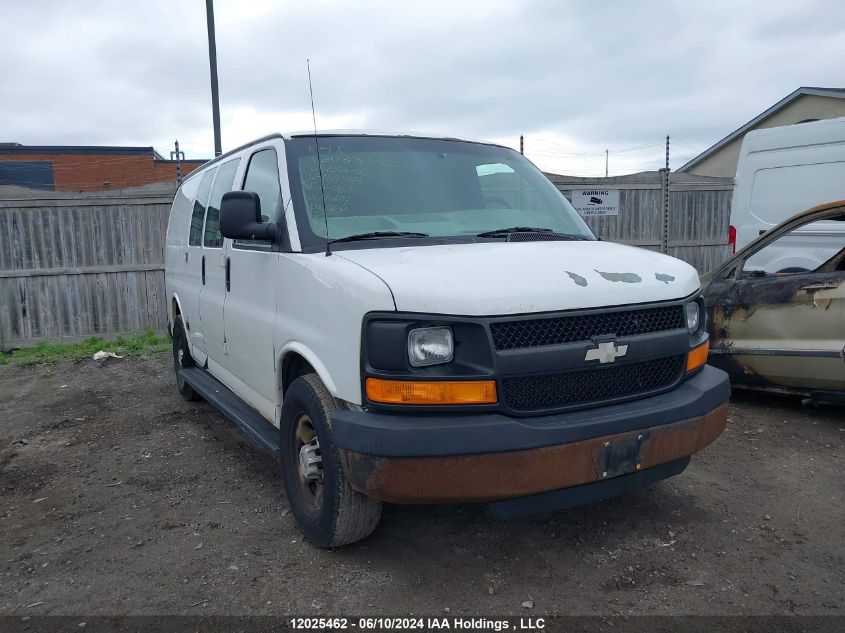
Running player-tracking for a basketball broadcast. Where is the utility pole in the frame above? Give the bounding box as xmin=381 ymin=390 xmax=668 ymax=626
xmin=205 ymin=0 xmax=222 ymax=157
xmin=605 ymin=149 xmax=609 ymax=178
xmin=170 ymin=140 xmax=185 ymax=185
xmin=665 ymin=134 xmax=670 ymax=170
xmin=519 ymin=135 xmax=524 ymax=155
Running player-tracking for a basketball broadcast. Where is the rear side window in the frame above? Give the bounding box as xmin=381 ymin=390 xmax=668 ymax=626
xmin=167 ymin=176 xmax=200 ymax=247
xmin=204 ymin=158 xmax=241 ymax=248
xmin=242 ymin=149 xmax=281 ymax=222
xmin=189 ymin=168 xmax=217 ymax=246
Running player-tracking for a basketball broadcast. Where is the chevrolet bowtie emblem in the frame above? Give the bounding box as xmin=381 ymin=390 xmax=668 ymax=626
xmin=584 ymin=340 xmax=628 ymax=364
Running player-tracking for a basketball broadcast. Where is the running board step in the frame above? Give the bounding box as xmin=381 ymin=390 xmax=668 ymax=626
xmin=179 ymin=367 xmax=280 ymax=459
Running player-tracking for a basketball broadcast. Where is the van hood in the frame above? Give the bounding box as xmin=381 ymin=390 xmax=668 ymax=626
xmin=336 ymin=241 xmax=699 ymax=315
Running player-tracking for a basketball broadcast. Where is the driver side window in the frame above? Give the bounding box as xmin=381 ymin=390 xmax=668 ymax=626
xmin=234 ymin=148 xmax=282 ymax=250
xmin=742 ymin=219 xmax=845 ymax=276
xmin=242 ymin=149 xmax=281 ymax=223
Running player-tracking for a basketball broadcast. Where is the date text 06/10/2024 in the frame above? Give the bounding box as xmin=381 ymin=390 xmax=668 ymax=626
xmin=288 ymin=617 xmax=546 ymax=631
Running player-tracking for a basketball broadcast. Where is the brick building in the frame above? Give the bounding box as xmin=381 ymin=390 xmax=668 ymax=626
xmin=0 ymin=144 xmax=208 ymax=191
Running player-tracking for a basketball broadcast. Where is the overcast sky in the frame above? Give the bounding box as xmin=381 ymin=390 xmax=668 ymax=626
xmin=2 ymin=0 xmax=844 ymax=175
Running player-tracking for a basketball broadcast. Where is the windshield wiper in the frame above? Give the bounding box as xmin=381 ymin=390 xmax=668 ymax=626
xmin=329 ymin=231 xmax=429 ymax=244
xmin=476 ymin=226 xmax=591 ymax=240
xmin=476 ymin=226 xmax=554 ymax=238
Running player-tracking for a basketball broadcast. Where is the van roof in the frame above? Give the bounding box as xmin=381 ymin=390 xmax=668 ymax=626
xmin=285 ymin=128 xmax=501 ymax=145
xmin=740 ymin=116 xmax=845 ymax=152
xmin=194 ymin=130 xmax=509 ymax=173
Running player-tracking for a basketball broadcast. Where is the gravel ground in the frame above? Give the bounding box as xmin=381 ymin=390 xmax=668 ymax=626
xmin=0 ymin=354 xmax=842 ymax=617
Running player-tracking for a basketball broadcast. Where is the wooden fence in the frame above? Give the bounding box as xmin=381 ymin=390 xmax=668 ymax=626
xmin=0 ymin=187 xmax=175 ymax=349
xmin=0 ymin=173 xmax=734 ymax=349
xmin=549 ymin=171 xmax=734 ymax=274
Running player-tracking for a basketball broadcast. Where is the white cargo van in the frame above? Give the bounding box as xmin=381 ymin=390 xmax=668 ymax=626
xmin=730 ymin=117 xmax=845 ymax=272
xmin=164 ymin=131 xmax=729 ymax=547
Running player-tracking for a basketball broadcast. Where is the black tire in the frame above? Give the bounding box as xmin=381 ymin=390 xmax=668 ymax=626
xmin=172 ymin=316 xmax=200 ymax=401
xmin=280 ymin=374 xmax=382 ymax=547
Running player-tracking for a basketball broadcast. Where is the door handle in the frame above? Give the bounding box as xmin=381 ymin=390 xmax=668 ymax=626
xmin=225 ymin=257 xmax=231 ymax=292
xmin=201 ymin=255 xmax=206 ymax=285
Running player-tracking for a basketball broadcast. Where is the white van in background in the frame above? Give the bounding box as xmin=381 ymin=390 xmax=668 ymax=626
xmin=730 ymin=117 xmax=845 ymax=273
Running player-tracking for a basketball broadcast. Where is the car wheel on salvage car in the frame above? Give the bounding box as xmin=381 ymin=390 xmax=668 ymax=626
xmin=280 ymin=374 xmax=382 ymax=547
xmin=172 ymin=316 xmax=200 ymax=401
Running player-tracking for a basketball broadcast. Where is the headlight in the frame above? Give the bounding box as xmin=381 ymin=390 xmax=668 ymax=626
xmin=685 ymin=302 xmax=701 ymax=334
xmin=408 ymin=327 xmax=454 ymax=367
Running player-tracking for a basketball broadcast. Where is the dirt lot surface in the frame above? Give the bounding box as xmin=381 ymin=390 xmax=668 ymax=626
xmin=0 ymin=354 xmax=842 ymax=617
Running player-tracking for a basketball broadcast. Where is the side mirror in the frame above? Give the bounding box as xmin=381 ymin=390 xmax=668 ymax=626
xmin=220 ymin=191 xmax=278 ymax=241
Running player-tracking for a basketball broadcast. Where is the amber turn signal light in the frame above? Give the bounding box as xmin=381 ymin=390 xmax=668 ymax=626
xmin=686 ymin=340 xmax=709 ymax=372
xmin=366 ymin=378 xmax=498 ymax=405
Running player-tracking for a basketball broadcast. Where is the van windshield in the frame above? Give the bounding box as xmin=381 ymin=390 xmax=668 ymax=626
xmin=284 ymin=135 xmax=594 ymax=250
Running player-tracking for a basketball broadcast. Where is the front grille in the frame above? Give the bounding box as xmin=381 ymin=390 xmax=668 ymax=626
xmin=490 ymin=305 xmax=685 ymax=351
xmin=502 ymin=355 xmax=685 ymax=412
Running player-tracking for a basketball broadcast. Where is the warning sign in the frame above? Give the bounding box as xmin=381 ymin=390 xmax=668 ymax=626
xmin=571 ymin=189 xmax=619 ymax=216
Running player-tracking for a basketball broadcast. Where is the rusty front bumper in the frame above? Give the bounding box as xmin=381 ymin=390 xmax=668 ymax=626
xmin=339 ymin=402 xmax=728 ymax=504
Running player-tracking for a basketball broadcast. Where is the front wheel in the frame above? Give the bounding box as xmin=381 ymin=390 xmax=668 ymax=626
xmin=280 ymin=374 xmax=382 ymax=547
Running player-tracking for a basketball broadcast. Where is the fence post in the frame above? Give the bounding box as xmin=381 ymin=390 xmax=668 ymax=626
xmin=659 ymin=167 xmax=670 ymax=254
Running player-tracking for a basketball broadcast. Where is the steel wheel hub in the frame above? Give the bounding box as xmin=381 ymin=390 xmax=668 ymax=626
xmin=299 ymin=438 xmax=322 ymax=480
xmin=293 ymin=414 xmax=324 ymax=508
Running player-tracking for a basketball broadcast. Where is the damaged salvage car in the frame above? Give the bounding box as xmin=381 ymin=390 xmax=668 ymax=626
xmin=701 ymin=201 xmax=845 ymax=402
xmin=165 ymin=131 xmax=730 ymax=547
